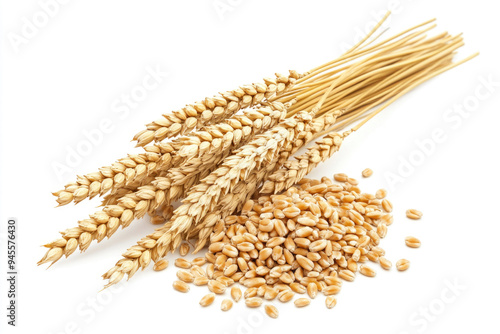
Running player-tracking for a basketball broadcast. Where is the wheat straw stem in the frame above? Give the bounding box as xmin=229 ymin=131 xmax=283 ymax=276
xmin=352 ymin=53 xmax=478 ymax=131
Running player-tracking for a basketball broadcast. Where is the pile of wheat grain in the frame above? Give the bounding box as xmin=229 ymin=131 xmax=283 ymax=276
xmin=38 ymin=14 xmax=475 ymax=292
xmin=167 ymin=174 xmax=422 ymax=317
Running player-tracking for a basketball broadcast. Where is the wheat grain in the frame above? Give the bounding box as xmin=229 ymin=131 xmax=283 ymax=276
xmin=396 ymin=259 xmax=410 ymax=271
xmin=173 ymin=280 xmax=190 ymax=293
xmin=325 ymin=296 xmax=337 ymax=309
xmin=264 ymin=304 xmax=279 ymax=318
xmin=294 ymin=298 xmax=311 ymax=307
xmin=176 ymin=269 xmax=195 ymax=283
xmin=199 ymin=293 xmax=215 ymax=307
xmin=245 ymin=297 xmax=263 ymax=308
xmin=231 ymin=286 xmax=242 ymax=302
xmin=153 ymin=259 xmax=169 ymax=271
xmin=359 ymin=265 xmax=377 ymax=277
xmin=174 ymin=258 xmax=191 ymax=269
xmin=406 ymin=209 xmax=423 ymax=220
xmin=362 ymin=168 xmax=373 ymax=178
xmin=179 ymin=243 xmax=190 ymax=256
xmin=221 ymin=299 xmax=233 ymax=311
xmin=379 ymin=257 xmax=392 ymax=270
xmin=405 ymin=236 xmax=421 ymax=248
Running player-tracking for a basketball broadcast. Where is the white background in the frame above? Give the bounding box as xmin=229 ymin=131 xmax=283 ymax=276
xmin=1 ymin=0 xmax=499 ymax=333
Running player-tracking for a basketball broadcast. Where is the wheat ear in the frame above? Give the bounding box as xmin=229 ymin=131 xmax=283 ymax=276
xmin=133 ymin=71 xmax=303 ymax=146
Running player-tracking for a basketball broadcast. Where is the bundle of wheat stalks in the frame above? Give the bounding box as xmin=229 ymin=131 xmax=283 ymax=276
xmin=39 ymin=14 xmax=476 ymax=289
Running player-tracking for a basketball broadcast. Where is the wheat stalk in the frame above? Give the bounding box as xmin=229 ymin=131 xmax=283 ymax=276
xmin=132 ymin=71 xmax=303 ymax=147
xmin=41 ymin=102 xmax=293 ymax=262
xmin=54 ymin=101 xmax=289 ymax=206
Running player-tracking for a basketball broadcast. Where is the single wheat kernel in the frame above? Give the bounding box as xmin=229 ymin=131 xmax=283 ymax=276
xmin=176 ymin=269 xmax=195 ymax=283
xmin=194 ymin=276 xmax=209 ymax=286
xmin=192 ymin=257 xmax=206 ymax=267
xmin=199 ymin=293 xmax=215 ymax=307
xmin=382 ymin=199 xmax=393 ymax=212
xmin=231 ymin=286 xmax=242 ymax=302
xmin=180 ymin=243 xmax=190 ymax=256
xmin=245 ymin=297 xmax=263 ymax=308
xmin=379 ymin=257 xmax=392 ymax=270
xmin=406 ymin=209 xmax=423 ymax=220
xmin=265 ymin=304 xmax=279 ymax=319
xmin=359 ymin=265 xmax=376 ymax=277
xmin=334 ymin=173 xmax=348 ymax=182
xmin=277 ymin=290 xmax=294 ymax=302
xmin=396 ymin=259 xmax=410 ymax=271
xmin=150 ymin=216 xmax=165 ymax=225
xmin=290 ymin=282 xmax=307 ymax=294
xmin=208 ymin=280 xmax=226 ymax=294
xmin=294 ymin=298 xmax=311 ymax=308
xmin=153 ymin=259 xmax=168 ymax=271
xmin=375 ymin=189 xmax=387 ymax=199
xmin=325 ymin=296 xmax=337 ymax=309
xmin=264 ymin=287 xmax=279 ymax=300
xmin=348 ymin=178 xmax=358 ymax=185
xmin=322 ymin=285 xmax=341 ymax=296
xmin=221 ymin=299 xmax=233 ymax=311
xmin=361 ymin=168 xmax=373 ymax=178
xmin=190 ymin=265 xmax=206 ymax=278
xmin=405 ymin=236 xmax=421 ymax=248
xmin=338 ymin=269 xmax=355 ymax=282
xmin=173 ymin=280 xmax=190 ymax=293
xmin=307 ymin=282 xmax=318 ymax=299
xmin=244 ymin=287 xmax=258 ymax=299
xmin=174 ymin=258 xmax=192 ymax=269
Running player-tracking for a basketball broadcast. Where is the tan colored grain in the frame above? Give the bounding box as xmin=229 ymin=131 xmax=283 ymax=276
xmin=174 ymin=258 xmax=192 ymax=269
xmin=322 ymin=285 xmax=341 ymax=296
xmin=406 ymin=209 xmax=423 ymax=220
xmin=192 ymin=257 xmax=206 ymax=266
xmin=294 ymin=298 xmax=311 ymax=307
xmin=264 ymin=304 xmax=279 ymax=319
xmin=375 ymin=189 xmax=387 ymax=199
xmin=333 ymin=173 xmax=348 ymax=182
xmin=180 ymin=243 xmax=190 ymax=256
xmin=307 ymin=283 xmax=318 ymax=299
xmin=277 ymin=290 xmax=294 ymax=302
xmin=359 ymin=265 xmax=376 ymax=277
xmin=396 ymin=259 xmax=410 ymax=271
xmin=231 ymin=286 xmax=242 ymax=302
xmin=208 ymin=280 xmax=226 ymax=294
xmin=200 ymin=293 xmax=215 ymax=307
xmin=177 ymin=269 xmax=195 ymax=283
xmin=405 ymin=236 xmax=421 ymax=248
xmin=361 ymin=168 xmax=373 ymax=178
xmin=194 ymin=276 xmax=209 ymax=286
xmin=153 ymin=259 xmax=168 ymax=271
xmin=221 ymin=299 xmax=233 ymax=311
xmin=245 ymin=297 xmax=263 ymax=308
xmin=379 ymin=257 xmax=392 ymax=270
xmin=325 ymin=296 xmax=337 ymax=309
xmin=173 ymin=280 xmax=190 ymax=293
